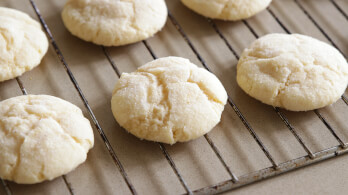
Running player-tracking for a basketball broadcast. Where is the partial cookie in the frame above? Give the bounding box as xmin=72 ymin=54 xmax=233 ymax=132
xmin=111 ymin=57 xmax=227 ymax=144
xmin=237 ymin=33 xmax=348 ymax=111
xmin=0 ymin=7 xmax=48 ymax=82
xmin=181 ymin=0 xmax=272 ymax=21
xmin=0 ymin=95 xmax=94 ymax=184
xmin=61 ymin=0 xmax=168 ymax=46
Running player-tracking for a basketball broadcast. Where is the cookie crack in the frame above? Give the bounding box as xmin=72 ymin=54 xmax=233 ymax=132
xmin=3 ymin=103 xmax=88 ymax=150
xmin=187 ymin=70 xmax=224 ymax=105
xmin=38 ymin=164 xmax=45 ymax=181
xmin=159 ymin=82 xmax=170 ymax=127
xmin=136 ymin=70 xmax=173 ymax=140
xmin=112 ymin=81 xmax=130 ymax=96
xmin=308 ymin=60 xmax=342 ymax=76
xmin=219 ymin=1 xmax=231 ymax=17
xmin=275 ymin=71 xmax=293 ymax=107
xmin=0 ymin=120 xmax=5 ymax=133
xmin=11 ymin=136 xmax=25 ymax=180
xmin=53 ymin=117 xmax=89 ymax=152
xmin=0 ymin=30 xmax=11 ymax=52
xmin=127 ymin=2 xmax=142 ymax=33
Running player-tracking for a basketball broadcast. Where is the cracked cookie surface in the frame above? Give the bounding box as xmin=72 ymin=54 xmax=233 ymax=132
xmin=61 ymin=0 xmax=168 ymax=46
xmin=0 ymin=95 xmax=94 ymax=184
xmin=237 ymin=33 xmax=348 ymax=111
xmin=111 ymin=57 xmax=227 ymax=144
xmin=181 ymin=0 xmax=271 ymax=21
xmin=0 ymin=7 xmax=48 ymax=82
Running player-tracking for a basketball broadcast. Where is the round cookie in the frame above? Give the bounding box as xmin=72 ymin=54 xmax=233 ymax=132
xmin=61 ymin=0 xmax=168 ymax=46
xmin=111 ymin=57 xmax=227 ymax=144
xmin=0 ymin=7 xmax=48 ymax=82
xmin=0 ymin=95 xmax=94 ymax=184
xmin=237 ymin=33 xmax=348 ymax=111
xmin=181 ymin=0 xmax=272 ymax=21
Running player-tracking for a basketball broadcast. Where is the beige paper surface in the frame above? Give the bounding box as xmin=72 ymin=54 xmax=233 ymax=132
xmin=0 ymin=0 xmax=348 ymax=194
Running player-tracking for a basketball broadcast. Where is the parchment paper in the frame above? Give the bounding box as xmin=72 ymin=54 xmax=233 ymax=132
xmin=0 ymin=0 xmax=347 ymax=194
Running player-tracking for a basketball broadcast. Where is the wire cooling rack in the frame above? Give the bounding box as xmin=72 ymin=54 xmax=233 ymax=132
xmin=1 ymin=0 xmax=348 ymax=194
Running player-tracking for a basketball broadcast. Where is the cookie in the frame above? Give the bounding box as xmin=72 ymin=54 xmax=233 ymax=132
xmin=0 ymin=95 xmax=94 ymax=184
xmin=111 ymin=57 xmax=227 ymax=144
xmin=237 ymin=33 xmax=348 ymax=111
xmin=0 ymin=7 xmax=48 ymax=82
xmin=61 ymin=0 xmax=168 ymax=46
xmin=181 ymin=0 xmax=272 ymax=21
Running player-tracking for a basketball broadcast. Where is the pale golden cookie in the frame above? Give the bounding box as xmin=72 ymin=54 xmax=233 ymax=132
xmin=237 ymin=33 xmax=348 ymax=111
xmin=111 ymin=57 xmax=227 ymax=144
xmin=0 ymin=7 xmax=48 ymax=82
xmin=181 ymin=0 xmax=272 ymax=21
xmin=0 ymin=95 xmax=94 ymax=184
xmin=62 ymin=0 xmax=168 ymax=46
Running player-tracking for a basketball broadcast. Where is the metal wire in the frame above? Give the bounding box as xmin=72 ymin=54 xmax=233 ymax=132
xmin=266 ymin=5 xmax=348 ymax=147
xmin=130 ymin=43 xmax=185 ymax=191
xmin=342 ymin=96 xmax=348 ymax=105
xmin=193 ymin=143 xmax=348 ymax=194
xmin=7 ymin=0 xmax=345 ymax=195
xmin=14 ymin=78 xmax=75 ymax=195
xmin=1 ymin=179 xmax=12 ymax=195
xmin=167 ymin=10 xmax=278 ymax=169
xmin=102 ymin=47 xmax=121 ymax=77
xmin=208 ymin=18 xmax=316 ymax=159
xmin=266 ymin=7 xmax=291 ymax=34
xmin=29 ymin=1 xmax=137 ymax=194
xmin=207 ymin=19 xmax=239 ymax=60
xmin=195 ymin=2 xmax=348 ymax=193
xmin=268 ymin=5 xmax=348 ymax=106
xmin=62 ymin=175 xmax=75 ymax=195
xmin=291 ymin=0 xmax=348 ymax=105
xmin=241 ymin=20 xmax=259 ymax=40
xmin=274 ymin=107 xmax=316 ymax=158
xmin=102 ymin=44 xmax=193 ymax=194
xmin=15 ymin=78 xmax=27 ymax=96
xmin=159 ymin=144 xmax=193 ymax=195
xmin=314 ymin=110 xmax=347 ymax=148
xmin=243 ymin=19 xmax=319 ymax=158
xmin=330 ymin=0 xmax=348 ymax=20
xmin=141 ymin=39 xmax=241 ymax=183
xmin=15 ymin=75 xmax=75 ymax=195
xmin=294 ymin=0 xmax=347 ymax=58
xmin=142 ymin=40 xmax=158 ymax=59
xmin=16 ymin=77 xmax=74 ymax=195
xmin=203 ymin=134 xmax=239 ymax=182
xmin=15 ymin=77 xmax=28 ymax=95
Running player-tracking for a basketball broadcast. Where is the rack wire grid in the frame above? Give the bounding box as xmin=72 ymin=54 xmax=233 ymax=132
xmin=0 ymin=0 xmax=348 ymax=194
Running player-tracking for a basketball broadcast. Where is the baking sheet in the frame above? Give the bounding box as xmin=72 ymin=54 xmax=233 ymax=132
xmin=0 ymin=0 xmax=348 ymax=194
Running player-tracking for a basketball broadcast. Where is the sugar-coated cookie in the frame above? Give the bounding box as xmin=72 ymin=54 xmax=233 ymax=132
xmin=0 ymin=7 xmax=48 ymax=82
xmin=181 ymin=0 xmax=272 ymax=21
xmin=111 ymin=57 xmax=227 ymax=144
xmin=62 ymin=0 xmax=168 ymax=46
xmin=0 ymin=95 xmax=94 ymax=184
xmin=237 ymin=33 xmax=348 ymax=111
